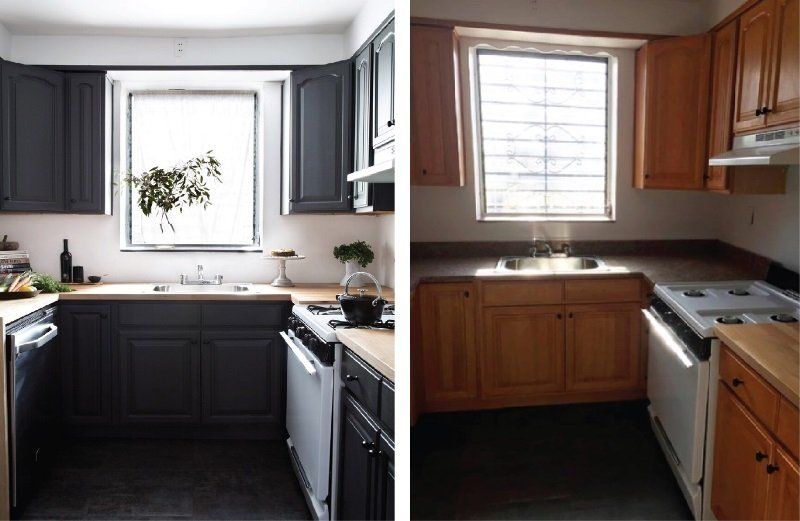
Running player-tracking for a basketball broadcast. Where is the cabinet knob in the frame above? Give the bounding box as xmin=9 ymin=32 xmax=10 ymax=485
xmin=767 ymin=464 xmax=779 ymax=474
xmin=463 ymin=290 xmax=470 ymax=298
xmin=761 ymin=107 xmax=772 ymax=115
xmin=345 ymin=374 xmax=358 ymax=382
xmin=421 ymin=169 xmax=427 ymax=176
xmin=703 ymin=175 xmax=710 ymax=180
xmin=557 ymin=313 xmax=562 ymax=319
xmin=756 ymin=108 xmax=763 ymax=116
xmin=644 ymin=174 xmax=650 ymax=179
xmin=100 ymin=313 xmax=108 ymax=319
xmin=3 ymin=197 xmax=9 ymax=200
xmin=732 ymin=377 xmax=744 ymax=387
xmin=289 ymin=198 xmax=295 ymax=203
xmin=568 ymin=312 xmax=573 ymax=318
xmin=755 ymin=451 xmax=768 ymax=462
xmin=387 ymin=120 xmax=395 ymax=127
xmin=360 ymin=440 xmax=374 ymax=449
xmin=70 ymin=198 xmax=77 ymax=203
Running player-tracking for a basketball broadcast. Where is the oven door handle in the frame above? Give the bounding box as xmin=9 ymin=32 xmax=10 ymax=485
xmin=280 ymin=331 xmax=317 ymax=375
xmin=15 ymin=324 xmax=58 ymax=356
xmin=642 ymin=309 xmax=698 ymax=369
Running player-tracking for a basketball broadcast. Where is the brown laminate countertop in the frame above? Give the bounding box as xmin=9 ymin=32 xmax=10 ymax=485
xmin=0 ymin=283 xmax=394 ymax=325
xmin=715 ymin=323 xmax=799 ymax=406
xmin=337 ymin=329 xmax=395 ymax=382
xmin=411 ymin=253 xmax=762 ymax=290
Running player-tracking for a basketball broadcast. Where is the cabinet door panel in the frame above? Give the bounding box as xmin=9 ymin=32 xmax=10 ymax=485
xmin=60 ymin=305 xmax=112 ymax=425
xmin=711 ymin=383 xmax=772 ymax=520
xmin=765 ymin=445 xmax=800 ymax=521
xmin=767 ymin=0 xmax=799 ymax=127
xmin=353 ymin=45 xmax=372 ymax=210
xmin=707 ymin=21 xmax=738 ymax=191
xmin=372 ymin=20 xmax=395 ymax=148
xmin=376 ymin=432 xmax=395 ymax=520
xmin=566 ymin=304 xmax=640 ymax=392
xmin=419 ymin=283 xmax=477 ymax=406
xmin=337 ymin=393 xmax=379 ymax=521
xmin=118 ymin=330 xmax=200 ymax=424
xmin=1 ymin=62 xmax=65 ymax=211
xmin=66 ymin=72 xmax=106 ymax=213
xmin=734 ymin=0 xmax=775 ymax=133
xmin=481 ymin=306 xmax=565 ymax=397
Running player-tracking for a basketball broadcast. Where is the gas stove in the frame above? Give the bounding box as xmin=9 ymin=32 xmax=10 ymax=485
xmin=654 ymin=280 xmax=799 ymax=338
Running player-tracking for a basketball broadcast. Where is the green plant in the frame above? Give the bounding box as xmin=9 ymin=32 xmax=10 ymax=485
xmin=124 ymin=152 xmax=222 ymax=232
xmin=333 ymin=241 xmax=374 ymax=268
xmin=31 ymin=273 xmax=74 ymax=293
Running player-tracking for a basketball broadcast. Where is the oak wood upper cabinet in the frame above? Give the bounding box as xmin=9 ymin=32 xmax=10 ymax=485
xmin=711 ymin=383 xmax=773 ymax=520
xmin=565 ymin=304 xmax=640 ymax=392
xmin=734 ymin=0 xmax=799 ymax=133
xmin=707 ymin=21 xmax=739 ymax=191
xmin=372 ymin=19 xmax=395 ymax=149
xmin=481 ymin=306 xmax=565 ymax=397
xmin=411 ymin=25 xmax=465 ymax=186
xmin=765 ymin=445 xmax=800 ymax=520
xmin=419 ymin=282 xmax=478 ymax=409
xmin=290 ymin=60 xmax=353 ymax=213
xmin=634 ymin=34 xmax=711 ymax=190
xmin=0 ymin=62 xmax=66 ymax=211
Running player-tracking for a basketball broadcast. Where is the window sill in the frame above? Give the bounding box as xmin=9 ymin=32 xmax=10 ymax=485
xmin=121 ymin=246 xmax=263 ymax=253
xmin=478 ymin=215 xmax=616 ymax=223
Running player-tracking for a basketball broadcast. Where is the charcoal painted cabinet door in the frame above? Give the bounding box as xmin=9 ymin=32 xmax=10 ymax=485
xmin=372 ymin=19 xmax=395 ymax=148
xmin=118 ymin=330 xmax=201 ymax=424
xmin=66 ymin=72 xmax=107 ymax=213
xmin=290 ymin=60 xmax=353 ymax=213
xmin=338 ymin=393 xmax=380 ymax=520
xmin=376 ymin=432 xmax=395 ymax=520
xmin=60 ymin=304 xmax=112 ymax=425
xmin=200 ymin=330 xmax=283 ymax=425
xmin=1 ymin=61 xmax=66 ymax=211
xmin=353 ymin=45 xmax=373 ymax=210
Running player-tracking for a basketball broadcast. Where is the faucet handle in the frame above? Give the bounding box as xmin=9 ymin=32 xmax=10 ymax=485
xmin=197 ymin=264 xmax=203 ymax=271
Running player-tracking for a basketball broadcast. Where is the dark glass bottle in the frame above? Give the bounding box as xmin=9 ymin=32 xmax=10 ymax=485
xmin=60 ymin=239 xmax=72 ymax=283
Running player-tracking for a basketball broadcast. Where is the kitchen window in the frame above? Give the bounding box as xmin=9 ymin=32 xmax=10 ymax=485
xmin=125 ymin=90 xmax=260 ymax=250
xmin=471 ymin=46 xmax=615 ymax=221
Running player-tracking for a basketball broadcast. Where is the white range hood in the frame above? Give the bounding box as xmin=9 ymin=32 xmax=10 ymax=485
xmin=709 ymin=128 xmax=799 ymax=166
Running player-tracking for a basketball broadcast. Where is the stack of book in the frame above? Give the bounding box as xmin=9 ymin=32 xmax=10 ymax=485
xmin=0 ymin=251 xmax=31 ymax=274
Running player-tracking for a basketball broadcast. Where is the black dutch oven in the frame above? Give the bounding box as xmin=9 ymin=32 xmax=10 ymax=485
xmin=337 ymin=272 xmax=387 ymax=326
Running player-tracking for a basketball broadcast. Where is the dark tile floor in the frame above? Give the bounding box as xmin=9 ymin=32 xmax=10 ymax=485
xmin=19 ymin=439 xmax=311 ymax=520
xmin=411 ymin=400 xmax=694 ymax=520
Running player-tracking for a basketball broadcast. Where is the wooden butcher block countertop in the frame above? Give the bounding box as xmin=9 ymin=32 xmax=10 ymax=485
xmin=336 ymin=328 xmax=395 ymax=382
xmin=715 ymin=323 xmax=799 ymax=406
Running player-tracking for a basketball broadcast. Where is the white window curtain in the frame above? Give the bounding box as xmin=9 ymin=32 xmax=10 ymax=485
xmin=129 ymin=91 xmax=257 ymax=246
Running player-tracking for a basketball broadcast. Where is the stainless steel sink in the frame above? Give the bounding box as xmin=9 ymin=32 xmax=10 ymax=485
xmin=152 ymin=283 xmax=252 ymax=293
xmin=496 ymin=256 xmax=606 ymax=272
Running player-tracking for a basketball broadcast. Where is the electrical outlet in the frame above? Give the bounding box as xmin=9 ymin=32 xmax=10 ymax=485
xmin=174 ymin=38 xmax=186 ymax=58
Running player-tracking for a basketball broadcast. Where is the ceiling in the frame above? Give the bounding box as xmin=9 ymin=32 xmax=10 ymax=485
xmin=0 ymin=0 xmax=370 ymax=37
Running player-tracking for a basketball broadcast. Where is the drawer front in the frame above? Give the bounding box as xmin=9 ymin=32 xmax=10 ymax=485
xmin=342 ymin=349 xmax=382 ymax=415
xmin=776 ymin=397 xmax=799 ymax=459
xmin=564 ymin=278 xmax=641 ymax=304
xmin=202 ymin=303 xmax=285 ymax=328
xmin=481 ymin=280 xmax=562 ymax=307
xmin=719 ymin=346 xmax=780 ymax=428
xmin=119 ymin=303 xmax=201 ymax=327
xmin=380 ymin=379 xmax=394 ymax=433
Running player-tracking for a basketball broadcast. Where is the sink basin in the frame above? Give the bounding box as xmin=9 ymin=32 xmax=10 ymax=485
xmin=496 ymin=256 xmax=606 ymax=272
xmin=152 ymin=283 xmax=253 ymax=293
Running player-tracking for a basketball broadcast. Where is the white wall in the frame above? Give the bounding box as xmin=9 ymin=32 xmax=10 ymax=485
xmin=705 ymin=0 xmax=748 ymax=27
xmin=344 ymin=0 xmax=394 ymax=55
xmin=0 ymin=22 xmax=10 ymax=59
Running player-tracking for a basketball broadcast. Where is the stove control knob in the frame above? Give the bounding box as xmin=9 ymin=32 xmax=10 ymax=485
xmin=307 ymin=337 xmax=318 ymax=350
xmin=287 ymin=317 xmax=296 ymax=329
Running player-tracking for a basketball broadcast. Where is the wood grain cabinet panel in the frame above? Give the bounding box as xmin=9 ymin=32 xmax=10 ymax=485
xmin=734 ymin=0 xmax=776 ymax=133
xmin=767 ymin=0 xmax=799 ymax=127
xmin=565 ymin=304 xmax=640 ymax=392
xmin=712 ymin=383 xmax=772 ymax=520
xmin=481 ymin=306 xmax=565 ymax=397
xmin=765 ymin=445 xmax=800 ymax=520
xmin=776 ymin=397 xmax=799 ymax=458
xmin=482 ymin=280 xmax=563 ymax=307
xmin=707 ymin=21 xmax=739 ymax=191
xmin=419 ymin=283 xmax=478 ymax=407
xmin=720 ymin=346 xmax=780 ymax=428
xmin=410 ymin=24 xmax=465 ymax=186
xmin=564 ymin=278 xmax=640 ymax=304
xmin=634 ymin=34 xmax=711 ymax=190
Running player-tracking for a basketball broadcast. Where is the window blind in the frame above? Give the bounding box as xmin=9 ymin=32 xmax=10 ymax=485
xmin=475 ymin=49 xmax=610 ymax=218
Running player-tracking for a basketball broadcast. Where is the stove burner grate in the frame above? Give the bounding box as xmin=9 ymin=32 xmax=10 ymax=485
xmin=729 ymin=289 xmax=750 ymax=296
xmin=328 ymin=319 xmax=395 ymax=330
xmin=770 ymin=314 xmax=798 ymax=323
xmin=683 ymin=290 xmax=706 ymax=297
xmin=307 ymin=304 xmax=342 ymax=315
xmin=716 ymin=316 xmax=744 ymax=325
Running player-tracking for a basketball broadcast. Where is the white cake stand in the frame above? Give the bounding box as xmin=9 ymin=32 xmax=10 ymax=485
xmin=263 ymin=255 xmax=306 ymax=287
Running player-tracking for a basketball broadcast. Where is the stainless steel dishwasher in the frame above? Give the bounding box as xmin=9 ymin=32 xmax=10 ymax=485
xmin=5 ymin=305 xmax=60 ymax=515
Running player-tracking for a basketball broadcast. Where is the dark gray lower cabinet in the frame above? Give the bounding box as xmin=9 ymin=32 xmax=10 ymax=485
xmin=118 ymin=330 xmax=201 ymax=424
xmin=377 ymin=432 xmax=395 ymax=521
xmin=201 ymin=330 xmax=282 ymax=425
xmin=60 ymin=304 xmax=112 ymax=425
xmin=338 ymin=393 xmax=380 ymax=521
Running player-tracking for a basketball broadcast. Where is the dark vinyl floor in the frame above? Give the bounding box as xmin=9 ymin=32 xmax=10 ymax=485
xmin=19 ymin=439 xmax=311 ymax=520
xmin=411 ymin=400 xmax=694 ymax=520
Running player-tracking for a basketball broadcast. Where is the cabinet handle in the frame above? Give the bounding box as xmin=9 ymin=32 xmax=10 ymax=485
xmin=755 ymin=451 xmax=768 ymax=462
xmin=190 ymin=340 xmax=198 ymax=345
xmin=421 ymin=169 xmax=427 ymax=176
xmin=464 ymin=291 xmax=470 ymax=298
xmin=289 ymin=198 xmax=295 ymax=203
xmin=361 ymin=440 xmax=374 ymax=449
xmin=767 ymin=464 xmax=779 ymax=474
xmin=345 ymin=374 xmax=358 ymax=381
xmin=557 ymin=313 xmax=562 ymax=319
xmin=568 ymin=312 xmax=573 ymax=318
xmin=70 ymin=198 xmax=77 ymax=203
xmin=703 ymin=175 xmax=710 ymax=180
xmin=387 ymin=120 xmax=395 ymax=127
xmin=761 ymin=107 xmax=772 ymax=115
xmin=3 ymin=197 xmax=9 ymax=200
xmin=756 ymin=107 xmax=763 ymax=116
xmin=732 ymin=377 xmax=744 ymax=387
xmin=644 ymin=174 xmax=650 ymax=179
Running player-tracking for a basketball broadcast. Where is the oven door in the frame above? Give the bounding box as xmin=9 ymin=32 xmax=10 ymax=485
xmin=282 ymin=331 xmax=334 ymax=507
xmin=644 ymin=308 xmax=709 ymax=485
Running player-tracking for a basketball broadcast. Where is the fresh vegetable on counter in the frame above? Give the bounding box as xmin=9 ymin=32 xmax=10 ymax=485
xmin=31 ymin=273 xmax=74 ymax=293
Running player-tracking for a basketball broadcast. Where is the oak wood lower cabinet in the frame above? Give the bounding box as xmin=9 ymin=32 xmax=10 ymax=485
xmin=766 ymin=445 xmax=800 ymax=520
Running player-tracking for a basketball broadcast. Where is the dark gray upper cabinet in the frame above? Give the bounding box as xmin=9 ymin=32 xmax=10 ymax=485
xmin=353 ymin=45 xmax=373 ymax=211
xmin=372 ymin=19 xmax=395 ymax=149
xmin=66 ymin=73 xmax=107 ymax=214
xmin=290 ymin=60 xmax=353 ymax=213
xmin=1 ymin=62 xmax=66 ymax=212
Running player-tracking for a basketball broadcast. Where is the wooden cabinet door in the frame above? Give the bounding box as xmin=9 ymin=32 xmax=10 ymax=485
xmin=372 ymin=19 xmax=395 ymax=148
xmin=734 ymin=0 xmax=776 ymax=133
xmin=766 ymin=445 xmax=800 ymax=520
xmin=707 ymin=21 xmax=739 ymax=192
xmin=66 ymin=72 xmax=107 ymax=213
xmin=337 ymin=393 xmax=380 ymax=521
xmin=711 ymin=384 xmax=772 ymax=520
xmin=481 ymin=306 xmax=565 ymax=397
xmin=59 ymin=304 xmax=112 ymax=425
xmin=410 ymin=25 xmax=464 ymax=186
xmin=634 ymin=34 xmax=711 ymax=190
xmin=766 ymin=0 xmax=799 ymax=127
xmin=419 ymin=283 xmax=478 ymax=407
xmin=290 ymin=60 xmax=353 ymax=213
xmin=118 ymin=330 xmax=201 ymax=424
xmin=565 ymin=304 xmax=640 ymax=392
xmin=1 ymin=61 xmax=65 ymax=212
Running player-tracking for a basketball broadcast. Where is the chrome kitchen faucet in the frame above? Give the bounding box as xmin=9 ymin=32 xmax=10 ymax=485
xmin=180 ymin=264 xmax=223 ymax=285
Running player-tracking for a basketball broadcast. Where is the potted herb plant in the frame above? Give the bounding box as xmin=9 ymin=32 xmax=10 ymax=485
xmin=333 ymin=241 xmax=374 ymax=287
